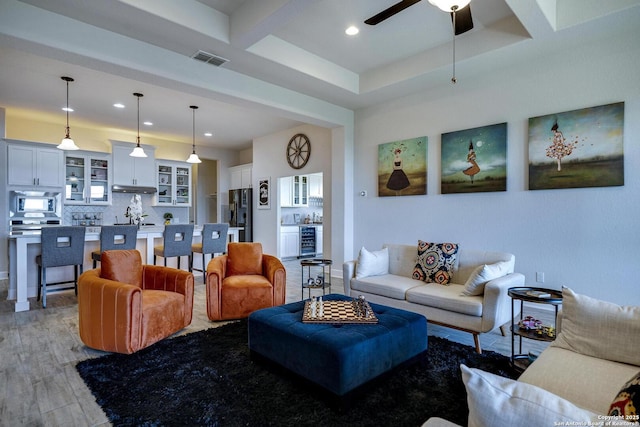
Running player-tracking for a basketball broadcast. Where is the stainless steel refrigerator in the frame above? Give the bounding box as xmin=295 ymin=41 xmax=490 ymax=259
xmin=229 ymin=188 xmax=252 ymax=242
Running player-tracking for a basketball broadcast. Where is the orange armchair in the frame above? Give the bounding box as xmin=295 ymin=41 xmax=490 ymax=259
xmin=78 ymin=249 xmax=194 ymax=354
xmin=206 ymin=242 xmax=286 ymax=321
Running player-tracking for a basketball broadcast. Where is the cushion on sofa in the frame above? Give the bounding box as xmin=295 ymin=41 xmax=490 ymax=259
xmin=518 ymin=345 xmax=639 ymax=414
xmin=552 ymin=287 xmax=640 ymax=367
xmin=608 ymin=371 xmax=640 ymax=422
xmin=461 ymin=364 xmax=598 ymax=427
xmin=413 ymin=241 xmax=459 ymax=285
xmin=351 ymin=274 xmax=423 ymax=300
xmin=462 ymin=261 xmax=511 ymax=296
xmin=356 ymin=246 xmax=389 ymax=279
xmin=406 ymin=284 xmax=483 ymax=317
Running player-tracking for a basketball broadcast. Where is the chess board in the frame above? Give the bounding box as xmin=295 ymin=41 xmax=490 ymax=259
xmin=302 ymin=299 xmax=378 ymax=324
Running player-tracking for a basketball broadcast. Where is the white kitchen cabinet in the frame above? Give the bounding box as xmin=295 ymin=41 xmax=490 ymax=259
xmin=309 ymin=173 xmax=323 ymax=197
xmin=292 ymin=175 xmax=308 ymax=206
xmin=64 ymin=152 xmax=111 ymax=205
xmin=229 ymin=163 xmax=252 ymax=189
xmin=280 ymin=175 xmax=309 ymax=207
xmin=280 ymin=176 xmax=293 ymax=207
xmin=111 ymin=143 xmax=156 ymax=187
xmin=154 ymin=161 xmax=192 ymax=206
xmin=7 ymin=142 xmax=64 ymax=188
xmin=280 ymin=226 xmax=300 ymax=258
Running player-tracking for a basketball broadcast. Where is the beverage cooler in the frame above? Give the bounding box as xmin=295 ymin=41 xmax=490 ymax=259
xmin=228 ymin=188 xmax=252 ymax=242
xmin=299 ymin=226 xmax=316 ymax=257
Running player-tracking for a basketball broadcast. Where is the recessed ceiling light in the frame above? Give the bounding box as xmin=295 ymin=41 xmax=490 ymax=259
xmin=143 ymin=121 xmax=153 ymax=126
xmin=62 ymin=107 xmax=74 ymax=112
xmin=113 ymin=103 xmax=125 ymax=108
xmin=204 ymin=132 xmax=212 ymax=137
xmin=345 ymin=26 xmax=359 ymax=36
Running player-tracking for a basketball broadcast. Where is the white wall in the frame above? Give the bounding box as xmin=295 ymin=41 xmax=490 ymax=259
xmin=353 ymin=28 xmax=640 ymax=306
xmin=0 ymin=108 xmax=7 ymax=278
xmin=252 ymin=124 xmax=333 ymax=257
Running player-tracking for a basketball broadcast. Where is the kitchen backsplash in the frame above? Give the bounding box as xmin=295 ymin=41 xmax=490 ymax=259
xmin=63 ymin=193 xmax=188 ymax=226
xmin=281 ymin=206 xmax=323 ymax=224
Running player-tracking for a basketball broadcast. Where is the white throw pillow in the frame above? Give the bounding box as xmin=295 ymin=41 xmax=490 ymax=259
xmin=462 ymin=261 xmax=509 ymax=296
xmin=355 ymin=246 xmax=389 ymax=279
xmin=461 ymin=364 xmax=598 ymax=427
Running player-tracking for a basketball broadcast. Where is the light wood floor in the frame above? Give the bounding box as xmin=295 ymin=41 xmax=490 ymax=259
xmin=0 ymin=259 xmax=553 ymax=426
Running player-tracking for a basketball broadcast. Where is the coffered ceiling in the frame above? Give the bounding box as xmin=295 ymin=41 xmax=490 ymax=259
xmin=0 ymin=0 xmax=638 ymax=150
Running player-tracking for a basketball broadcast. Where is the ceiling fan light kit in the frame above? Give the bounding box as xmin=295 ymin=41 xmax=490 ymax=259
xmin=57 ymin=76 xmax=80 ymax=150
xmin=428 ymin=0 xmax=471 ymax=12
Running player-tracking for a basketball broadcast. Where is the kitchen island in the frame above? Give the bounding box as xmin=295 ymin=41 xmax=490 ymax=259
xmin=8 ymin=225 xmax=242 ymax=312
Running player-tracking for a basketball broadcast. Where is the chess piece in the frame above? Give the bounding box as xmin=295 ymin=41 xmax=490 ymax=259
xmin=318 ymin=296 xmax=324 ymax=317
xmin=310 ymin=296 xmax=317 ymax=318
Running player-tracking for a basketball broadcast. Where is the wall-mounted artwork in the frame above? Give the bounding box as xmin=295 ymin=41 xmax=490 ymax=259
xmin=257 ymin=177 xmax=270 ymax=209
xmin=441 ymin=122 xmax=507 ymax=194
xmin=378 ymin=137 xmax=427 ymax=197
xmin=528 ymin=102 xmax=624 ymax=190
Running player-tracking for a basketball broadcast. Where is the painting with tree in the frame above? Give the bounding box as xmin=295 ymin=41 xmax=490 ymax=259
xmin=441 ymin=123 xmax=507 ymax=194
xmin=528 ymin=102 xmax=624 ymax=190
xmin=378 ymin=137 xmax=427 ymax=197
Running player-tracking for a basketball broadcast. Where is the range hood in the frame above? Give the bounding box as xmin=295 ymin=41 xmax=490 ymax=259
xmin=111 ymin=184 xmax=157 ymax=194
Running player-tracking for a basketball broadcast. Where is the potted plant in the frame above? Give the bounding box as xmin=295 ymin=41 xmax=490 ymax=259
xmin=163 ymin=212 xmax=173 ymax=225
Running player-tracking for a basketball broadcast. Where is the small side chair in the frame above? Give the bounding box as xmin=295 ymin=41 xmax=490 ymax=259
xmin=191 ymin=223 xmax=229 ymax=283
xmin=36 ymin=226 xmax=86 ymax=308
xmin=91 ymin=225 xmax=138 ymax=268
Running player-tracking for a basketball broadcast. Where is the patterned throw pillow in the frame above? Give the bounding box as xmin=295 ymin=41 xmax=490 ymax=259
xmin=413 ymin=241 xmax=459 ymax=285
xmin=609 ymin=371 xmax=640 ymax=425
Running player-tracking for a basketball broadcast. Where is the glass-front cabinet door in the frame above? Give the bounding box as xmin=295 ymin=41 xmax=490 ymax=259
xmin=65 ymin=153 xmax=111 ymax=205
xmin=154 ymin=161 xmax=191 ymax=206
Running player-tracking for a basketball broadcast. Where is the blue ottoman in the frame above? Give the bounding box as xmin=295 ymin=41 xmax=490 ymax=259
xmin=248 ymin=294 xmax=427 ymax=397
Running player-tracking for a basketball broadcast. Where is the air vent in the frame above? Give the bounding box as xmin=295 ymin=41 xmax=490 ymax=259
xmin=191 ymin=50 xmax=228 ymax=67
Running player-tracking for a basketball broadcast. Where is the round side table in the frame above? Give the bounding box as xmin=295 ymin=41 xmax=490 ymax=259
xmin=300 ymin=258 xmax=332 ymax=300
xmin=508 ymin=286 xmax=563 ymax=372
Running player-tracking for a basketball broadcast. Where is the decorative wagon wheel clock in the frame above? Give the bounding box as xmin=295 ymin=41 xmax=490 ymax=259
xmin=286 ymin=133 xmax=311 ymax=169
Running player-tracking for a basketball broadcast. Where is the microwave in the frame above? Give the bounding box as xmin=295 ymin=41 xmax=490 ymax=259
xmin=10 ymin=191 xmax=62 ymax=218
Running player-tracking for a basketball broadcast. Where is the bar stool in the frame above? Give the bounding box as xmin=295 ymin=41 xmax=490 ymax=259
xmin=153 ymin=224 xmax=194 ymax=270
xmin=191 ymin=223 xmax=229 ymax=283
xmin=91 ymin=225 xmax=138 ymax=268
xmin=36 ymin=226 xmax=86 ymax=308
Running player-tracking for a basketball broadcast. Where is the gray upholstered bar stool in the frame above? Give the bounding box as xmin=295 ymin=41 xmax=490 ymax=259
xmin=191 ymin=223 xmax=229 ymax=283
xmin=36 ymin=226 xmax=86 ymax=308
xmin=153 ymin=224 xmax=195 ymax=270
xmin=91 ymin=225 xmax=138 ymax=268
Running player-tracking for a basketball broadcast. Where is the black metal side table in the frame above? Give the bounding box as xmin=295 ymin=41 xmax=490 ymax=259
xmin=508 ymin=286 xmax=563 ymax=372
xmin=300 ymin=258 xmax=332 ymax=300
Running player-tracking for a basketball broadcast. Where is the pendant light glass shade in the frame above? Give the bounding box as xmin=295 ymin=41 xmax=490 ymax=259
xmin=57 ymin=76 xmax=80 ymax=150
xmin=428 ymin=0 xmax=471 ymax=12
xmin=186 ymin=105 xmax=202 ymax=164
xmin=130 ymin=93 xmax=147 ymax=157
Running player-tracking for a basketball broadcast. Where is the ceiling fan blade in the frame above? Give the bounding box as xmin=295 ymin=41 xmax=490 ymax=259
xmin=451 ymin=4 xmax=473 ymax=35
xmin=365 ymin=0 xmax=422 ymax=25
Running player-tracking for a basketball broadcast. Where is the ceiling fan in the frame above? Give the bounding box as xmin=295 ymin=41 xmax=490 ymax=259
xmin=365 ymin=0 xmax=474 ymax=83
xmin=365 ymin=0 xmax=473 ymax=35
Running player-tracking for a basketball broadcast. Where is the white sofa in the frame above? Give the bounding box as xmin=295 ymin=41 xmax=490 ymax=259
xmin=425 ymin=287 xmax=640 ymax=427
xmin=342 ymin=243 xmax=525 ymax=353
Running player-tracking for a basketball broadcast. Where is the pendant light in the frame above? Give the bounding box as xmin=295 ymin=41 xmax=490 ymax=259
xmin=186 ymin=105 xmax=202 ymax=163
xmin=57 ymin=76 xmax=80 ymax=150
xmin=130 ymin=92 xmax=147 ymax=157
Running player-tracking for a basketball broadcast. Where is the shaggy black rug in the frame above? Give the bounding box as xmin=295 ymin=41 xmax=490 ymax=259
xmin=76 ymin=320 xmax=517 ymax=427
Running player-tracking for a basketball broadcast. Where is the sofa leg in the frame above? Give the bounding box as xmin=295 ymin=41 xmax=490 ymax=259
xmin=473 ymin=334 xmax=482 ymax=354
